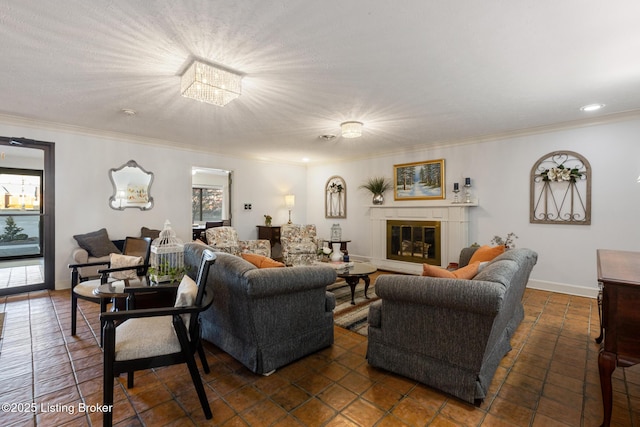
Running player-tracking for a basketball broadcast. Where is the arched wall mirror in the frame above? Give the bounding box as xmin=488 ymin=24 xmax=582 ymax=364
xmin=109 ymin=160 xmax=154 ymax=210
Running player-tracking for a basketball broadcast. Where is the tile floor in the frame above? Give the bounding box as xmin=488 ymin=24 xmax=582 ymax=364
xmin=0 ymin=261 xmax=44 ymax=289
xmin=0 ymin=288 xmax=638 ymax=426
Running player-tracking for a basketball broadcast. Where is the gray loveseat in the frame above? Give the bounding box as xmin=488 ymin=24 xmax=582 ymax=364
xmin=366 ymin=247 xmax=538 ymax=404
xmin=184 ymin=244 xmax=337 ymax=375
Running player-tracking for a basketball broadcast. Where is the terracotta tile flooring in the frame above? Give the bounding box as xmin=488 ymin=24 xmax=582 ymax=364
xmin=0 ymin=288 xmax=638 ymax=426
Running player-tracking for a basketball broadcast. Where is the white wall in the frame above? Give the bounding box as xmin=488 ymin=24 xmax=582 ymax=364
xmin=3 ymin=114 xmax=640 ymax=295
xmin=0 ymin=120 xmax=308 ymax=289
xmin=307 ymin=116 xmax=640 ymax=297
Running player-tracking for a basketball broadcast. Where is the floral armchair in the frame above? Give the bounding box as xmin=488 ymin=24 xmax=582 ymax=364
xmin=205 ymin=226 xmax=271 ymax=258
xmin=280 ymin=224 xmax=318 ymax=266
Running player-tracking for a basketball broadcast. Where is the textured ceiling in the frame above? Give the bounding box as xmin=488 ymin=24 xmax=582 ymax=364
xmin=1 ymin=1 xmax=640 ymax=164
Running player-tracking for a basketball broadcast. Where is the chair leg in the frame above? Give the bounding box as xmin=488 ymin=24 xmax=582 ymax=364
xmin=100 ymin=298 xmax=108 ymax=347
xmin=185 ymin=351 xmax=212 ymax=419
xmin=127 ymin=372 xmax=134 ymax=389
xmin=71 ymin=293 xmax=77 ymax=336
xmin=103 ymin=322 xmax=115 ymax=427
xmin=175 ymin=319 xmax=212 ymax=419
xmin=197 ymin=342 xmax=210 ymax=374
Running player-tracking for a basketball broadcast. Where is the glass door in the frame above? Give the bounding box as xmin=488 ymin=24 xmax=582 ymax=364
xmin=0 ymin=168 xmax=43 ymax=259
xmin=0 ymin=138 xmax=54 ymax=295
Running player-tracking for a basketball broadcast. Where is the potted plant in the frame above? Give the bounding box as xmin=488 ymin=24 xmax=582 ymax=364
xmin=490 ymin=232 xmax=518 ymax=249
xmin=359 ymin=177 xmax=392 ymax=205
xmin=148 ymin=261 xmax=188 ymax=284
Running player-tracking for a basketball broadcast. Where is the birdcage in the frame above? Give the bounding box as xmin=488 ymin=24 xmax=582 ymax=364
xmin=150 ymin=220 xmax=184 ymax=283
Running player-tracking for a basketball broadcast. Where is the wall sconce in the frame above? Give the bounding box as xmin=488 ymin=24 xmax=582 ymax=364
xmin=285 ymin=194 xmax=295 ymax=224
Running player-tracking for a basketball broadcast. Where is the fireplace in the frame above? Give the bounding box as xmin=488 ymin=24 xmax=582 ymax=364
xmin=387 ymin=220 xmax=441 ymax=265
xmin=367 ymin=203 xmax=474 ymax=273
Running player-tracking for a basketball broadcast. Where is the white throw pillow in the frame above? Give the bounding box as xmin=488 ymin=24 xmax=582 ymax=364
xmin=174 ymin=275 xmax=198 ymax=326
xmin=109 ymin=254 xmax=143 ymax=280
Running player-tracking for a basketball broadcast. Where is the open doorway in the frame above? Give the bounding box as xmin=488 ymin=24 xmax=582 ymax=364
xmin=191 ymin=167 xmax=232 ymax=242
xmin=0 ymin=138 xmax=54 ymax=295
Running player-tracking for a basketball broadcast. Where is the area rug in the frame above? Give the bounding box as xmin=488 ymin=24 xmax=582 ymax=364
xmin=330 ymin=279 xmax=379 ymax=337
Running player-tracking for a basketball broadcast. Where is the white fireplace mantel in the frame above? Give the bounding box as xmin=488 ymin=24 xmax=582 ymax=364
xmin=367 ymin=202 xmax=478 ymax=274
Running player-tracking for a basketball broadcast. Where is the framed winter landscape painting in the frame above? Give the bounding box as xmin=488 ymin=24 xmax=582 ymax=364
xmin=394 ymin=159 xmax=445 ymax=201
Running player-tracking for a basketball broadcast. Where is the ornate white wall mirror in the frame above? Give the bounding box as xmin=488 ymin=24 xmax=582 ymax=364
xmin=109 ymin=160 xmax=154 ymax=210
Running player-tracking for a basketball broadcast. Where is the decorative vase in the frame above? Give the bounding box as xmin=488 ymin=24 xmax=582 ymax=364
xmin=372 ymin=194 xmax=384 ymax=205
xmin=330 ymin=242 xmax=343 ymax=262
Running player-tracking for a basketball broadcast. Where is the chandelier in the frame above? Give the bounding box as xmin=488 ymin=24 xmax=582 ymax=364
xmin=341 ymin=121 xmax=363 ymax=138
xmin=180 ymin=60 xmax=242 ymax=107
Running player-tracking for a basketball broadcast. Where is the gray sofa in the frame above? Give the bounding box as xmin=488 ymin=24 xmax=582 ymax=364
xmin=184 ymin=244 xmax=337 ymax=375
xmin=366 ymin=247 xmax=538 ymax=404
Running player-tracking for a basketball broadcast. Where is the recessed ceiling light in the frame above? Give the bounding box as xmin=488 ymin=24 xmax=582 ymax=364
xmin=121 ymin=108 xmax=137 ymax=116
xmin=302 ymin=158 xmax=310 ymax=162
xmin=319 ymin=134 xmax=336 ymax=140
xmin=579 ymin=103 xmax=605 ymax=112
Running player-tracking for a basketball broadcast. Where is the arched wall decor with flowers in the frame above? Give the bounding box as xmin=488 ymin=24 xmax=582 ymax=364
xmin=325 ymin=176 xmax=346 ymax=218
xmin=530 ymin=150 xmax=591 ymax=225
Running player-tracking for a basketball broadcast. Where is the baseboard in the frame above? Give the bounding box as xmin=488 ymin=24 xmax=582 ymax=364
xmin=55 ymin=279 xmax=71 ymax=290
xmin=526 ymin=279 xmax=598 ymax=299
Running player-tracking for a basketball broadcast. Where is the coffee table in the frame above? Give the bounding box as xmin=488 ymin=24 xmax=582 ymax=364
xmin=335 ymin=262 xmax=377 ymax=305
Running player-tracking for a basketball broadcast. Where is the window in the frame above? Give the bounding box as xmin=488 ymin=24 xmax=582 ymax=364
xmin=191 ymin=167 xmax=231 ymax=223
xmin=192 ymin=186 xmax=224 ymax=222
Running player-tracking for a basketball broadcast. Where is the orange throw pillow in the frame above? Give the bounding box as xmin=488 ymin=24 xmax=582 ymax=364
xmin=422 ymin=262 xmax=480 ymax=279
xmin=469 ymin=245 xmax=505 ymax=264
xmin=241 ymin=253 xmax=285 ymax=268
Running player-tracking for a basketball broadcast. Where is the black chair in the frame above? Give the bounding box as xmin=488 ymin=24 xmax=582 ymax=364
xmin=101 ymin=250 xmax=216 ymax=426
xmin=69 ymin=237 xmax=152 ymax=343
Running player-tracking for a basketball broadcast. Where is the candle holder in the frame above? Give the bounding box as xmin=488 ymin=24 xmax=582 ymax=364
xmin=452 ymin=183 xmax=460 ymax=203
xmin=464 ymin=177 xmax=472 ymax=203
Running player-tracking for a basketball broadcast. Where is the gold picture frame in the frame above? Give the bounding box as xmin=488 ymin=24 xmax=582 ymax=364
xmin=394 ymin=159 xmax=445 ymax=201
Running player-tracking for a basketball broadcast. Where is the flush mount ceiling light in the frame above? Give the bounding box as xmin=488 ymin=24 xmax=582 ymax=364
xmin=180 ymin=60 xmax=242 ymax=107
xmin=341 ymin=121 xmax=363 ymax=138
xmin=580 ymin=103 xmax=605 ymax=112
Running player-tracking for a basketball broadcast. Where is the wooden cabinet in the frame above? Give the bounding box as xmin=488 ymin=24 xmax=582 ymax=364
xmin=597 ymin=249 xmax=640 ymax=427
xmin=257 ymin=226 xmax=281 ymax=259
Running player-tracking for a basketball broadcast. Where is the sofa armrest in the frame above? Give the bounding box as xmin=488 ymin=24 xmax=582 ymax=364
xmin=375 ymin=275 xmax=505 ymax=315
xmin=368 ymin=300 xmax=382 ymax=327
xmin=325 ymin=291 xmax=336 ymax=312
xmin=239 ymin=239 xmax=271 ymax=258
xmin=72 ymin=247 xmax=90 ymax=264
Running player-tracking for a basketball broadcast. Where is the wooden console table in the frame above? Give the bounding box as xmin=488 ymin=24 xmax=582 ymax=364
xmin=596 ymin=249 xmax=640 ymax=427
